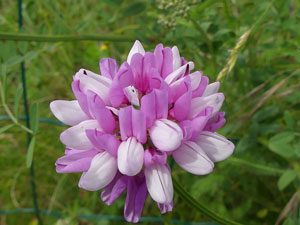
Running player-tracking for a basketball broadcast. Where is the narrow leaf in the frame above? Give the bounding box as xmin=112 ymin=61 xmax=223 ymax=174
xmin=122 ymin=2 xmax=146 ymax=16
xmin=14 ymin=85 xmax=23 ymax=118
xmin=26 ymin=136 xmax=36 ymax=168
xmin=278 ymin=170 xmax=297 ymax=191
xmin=0 ymin=124 xmax=15 ymax=133
xmin=268 ymin=132 xmax=295 ymax=158
xmin=30 ymin=103 xmax=39 ymax=134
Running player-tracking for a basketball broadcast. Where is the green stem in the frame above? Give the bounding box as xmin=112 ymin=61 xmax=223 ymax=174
xmin=2 ymin=104 xmax=33 ymax=134
xmin=0 ymin=32 xmax=135 ymax=42
xmin=173 ymin=177 xmax=243 ymax=225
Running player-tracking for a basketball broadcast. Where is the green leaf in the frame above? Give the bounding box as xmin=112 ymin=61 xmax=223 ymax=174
xmin=268 ymin=132 xmax=295 ymax=158
xmin=26 ymin=136 xmax=36 ymax=168
xmin=6 ymin=55 xmax=24 ymax=67
xmin=284 ymin=111 xmax=294 ymax=131
xmin=0 ymin=124 xmax=15 ymax=133
xmin=14 ymin=85 xmax=23 ymax=118
xmin=30 ymin=103 xmax=39 ymax=134
xmin=122 ymin=2 xmax=146 ymax=17
xmin=278 ymin=170 xmax=297 ymax=190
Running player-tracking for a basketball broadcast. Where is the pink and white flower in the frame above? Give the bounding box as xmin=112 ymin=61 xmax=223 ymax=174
xmin=50 ymin=40 xmax=235 ymax=223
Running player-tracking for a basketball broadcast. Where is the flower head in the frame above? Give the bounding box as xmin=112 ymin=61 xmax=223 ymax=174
xmin=50 ymin=40 xmax=235 ymax=223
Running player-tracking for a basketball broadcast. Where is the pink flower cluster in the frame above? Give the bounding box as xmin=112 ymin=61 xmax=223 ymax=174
xmin=50 ymin=41 xmax=234 ymax=222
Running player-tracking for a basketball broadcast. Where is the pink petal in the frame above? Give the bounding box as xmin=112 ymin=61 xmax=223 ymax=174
xmin=109 ymin=62 xmax=134 ymax=107
xmin=130 ymin=53 xmax=143 ymax=90
xmin=170 ymin=84 xmax=192 ymax=122
xmin=204 ymin=111 xmax=226 ymax=132
xmin=50 ymin=100 xmax=89 ymax=126
xmin=173 ymin=141 xmax=214 ymax=175
xmin=99 ymin=58 xmax=118 ymax=80
xmin=71 ymin=80 xmax=90 ymax=117
xmin=60 ymin=120 xmax=100 ymax=150
xmin=141 ymin=89 xmax=168 ymax=128
xmin=86 ymin=91 xmax=116 ymax=133
xmin=157 ymin=202 xmax=173 ymax=214
xmin=101 ymin=172 xmax=127 ymax=205
xmin=124 ymin=176 xmax=148 ymax=223
xmin=117 ymin=137 xmax=144 ymax=176
xmin=79 ymin=152 xmax=117 ymax=191
xmin=55 ymin=149 xmax=98 ymax=173
xmin=192 ymin=75 xmax=209 ymax=98
xmin=85 ymin=129 xmax=120 ymax=157
xmin=127 ymin=40 xmax=145 ymax=64
xmin=149 ymin=119 xmax=183 ymax=152
xmin=161 ymin=47 xmax=173 ymax=79
xmin=195 ymin=131 xmax=234 ymax=162
xmin=119 ymin=106 xmax=146 ymax=143
xmin=144 ymin=149 xmax=167 ymax=167
xmin=144 ymin=163 xmax=173 ymax=204
xmin=109 ymin=79 xmax=125 ymax=107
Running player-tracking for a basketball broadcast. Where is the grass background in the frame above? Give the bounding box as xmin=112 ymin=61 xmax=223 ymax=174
xmin=1 ymin=0 xmax=300 ymax=224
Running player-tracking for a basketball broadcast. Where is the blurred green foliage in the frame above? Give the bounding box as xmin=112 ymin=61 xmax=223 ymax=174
xmin=0 ymin=0 xmax=300 ymax=224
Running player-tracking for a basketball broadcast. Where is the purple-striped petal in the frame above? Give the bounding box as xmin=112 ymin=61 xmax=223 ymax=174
xmin=99 ymin=58 xmax=118 ymax=80
xmin=195 ymin=131 xmax=234 ymax=162
xmin=117 ymin=137 xmax=144 ymax=176
xmin=144 ymin=163 xmax=173 ymax=204
xmin=173 ymin=141 xmax=214 ymax=175
xmin=149 ymin=119 xmax=183 ymax=151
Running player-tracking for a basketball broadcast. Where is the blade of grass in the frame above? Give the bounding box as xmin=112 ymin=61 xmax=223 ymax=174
xmin=0 ymin=32 xmax=135 ymax=42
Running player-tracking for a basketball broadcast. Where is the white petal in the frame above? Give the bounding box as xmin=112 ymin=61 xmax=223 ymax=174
xmin=50 ymin=100 xmax=89 ymax=126
xmin=195 ymin=131 xmax=234 ymax=162
xmin=172 ymin=46 xmax=181 ymax=71
xmin=124 ymin=86 xmax=140 ymax=106
xmin=202 ymin=82 xmax=220 ymax=97
xmin=77 ymin=69 xmax=112 ymax=85
xmin=173 ymin=141 xmax=214 ymax=175
xmin=188 ymin=93 xmax=224 ymax=119
xmin=170 ymin=71 xmax=202 ymax=91
xmin=164 ymin=62 xmax=193 ymax=85
xmin=60 ymin=120 xmax=100 ymax=150
xmin=149 ymin=119 xmax=183 ymax=151
xmin=106 ymin=106 xmax=119 ymax=116
xmin=79 ymin=152 xmax=117 ymax=191
xmin=75 ymin=70 xmax=111 ymax=105
xmin=145 ymin=163 xmax=173 ymax=204
xmin=117 ymin=137 xmax=144 ymax=176
xmin=127 ymin=40 xmax=145 ymax=64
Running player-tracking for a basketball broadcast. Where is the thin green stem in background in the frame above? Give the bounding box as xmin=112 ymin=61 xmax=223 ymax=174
xmin=173 ymin=177 xmax=243 ymax=225
xmin=18 ymin=0 xmax=43 ymax=224
xmin=0 ymin=67 xmax=33 ymax=134
xmin=0 ymin=32 xmax=135 ymax=42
